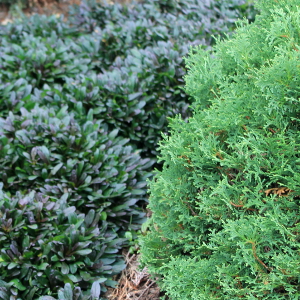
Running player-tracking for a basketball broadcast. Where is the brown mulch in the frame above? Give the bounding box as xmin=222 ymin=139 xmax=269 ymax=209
xmin=0 ymin=0 xmax=136 ymax=23
xmin=0 ymin=0 xmax=81 ymax=24
xmin=0 ymin=4 xmax=9 ymax=23
xmin=23 ymin=0 xmax=80 ymax=17
xmin=104 ymin=249 xmax=162 ymax=300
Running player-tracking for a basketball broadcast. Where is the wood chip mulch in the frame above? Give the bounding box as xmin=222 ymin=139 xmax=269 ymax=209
xmin=104 ymin=249 xmax=162 ymax=300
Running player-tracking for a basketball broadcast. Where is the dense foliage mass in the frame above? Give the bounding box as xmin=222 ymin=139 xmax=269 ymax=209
xmin=140 ymin=0 xmax=300 ymax=299
xmin=0 ymin=0 xmax=256 ymax=298
xmin=0 ymin=107 xmax=152 ymax=298
xmin=0 ymin=0 xmax=256 ymax=158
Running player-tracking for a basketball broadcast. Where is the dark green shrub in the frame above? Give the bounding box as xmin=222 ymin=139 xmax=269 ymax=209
xmin=0 ymin=187 xmax=119 ymax=298
xmin=70 ymin=0 xmax=256 ymax=48
xmin=0 ymin=105 xmax=152 ymax=223
xmin=0 ymin=106 xmax=152 ymax=297
xmin=0 ymin=0 xmax=24 ymax=6
xmin=57 ymin=42 xmax=188 ymax=156
xmin=0 ymin=32 xmax=90 ymax=91
xmin=140 ymin=0 xmax=300 ymax=299
xmin=0 ymin=0 xmax=257 ymax=160
xmin=0 ymin=14 xmax=80 ymax=41
xmin=39 ymin=283 xmax=102 ymax=300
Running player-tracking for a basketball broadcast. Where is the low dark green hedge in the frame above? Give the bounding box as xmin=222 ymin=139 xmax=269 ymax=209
xmin=0 ymin=0 xmax=24 ymax=5
xmin=0 ymin=0 xmax=257 ymax=158
xmin=0 ymin=187 xmax=122 ymax=298
xmin=0 ymin=106 xmax=152 ymax=210
xmin=0 ymin=105 xmax=152 ymax=298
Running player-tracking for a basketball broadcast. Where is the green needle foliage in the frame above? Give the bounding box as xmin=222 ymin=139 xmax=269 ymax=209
xmin=140 ymin=0 xmax=300 ymax=299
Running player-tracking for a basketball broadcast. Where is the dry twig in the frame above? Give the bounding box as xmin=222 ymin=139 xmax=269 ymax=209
xmin=104 ymin=249 xmax=161 ymax=300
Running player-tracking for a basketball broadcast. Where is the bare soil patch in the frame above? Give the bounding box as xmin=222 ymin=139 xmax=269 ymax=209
xmin=0 ymin=0 xmax=81 ymax=23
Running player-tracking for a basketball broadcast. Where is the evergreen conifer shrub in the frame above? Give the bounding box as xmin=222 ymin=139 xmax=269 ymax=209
xmin=140 ymin=0 xmax=300 ymax=299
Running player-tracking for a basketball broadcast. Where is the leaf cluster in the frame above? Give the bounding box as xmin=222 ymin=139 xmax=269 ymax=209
xmin=0 ymin=107 xmax=151 ymax=298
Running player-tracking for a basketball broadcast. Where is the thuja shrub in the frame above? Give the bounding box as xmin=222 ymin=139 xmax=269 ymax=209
xmin=140 ymin=0 xmax=300 ymax=299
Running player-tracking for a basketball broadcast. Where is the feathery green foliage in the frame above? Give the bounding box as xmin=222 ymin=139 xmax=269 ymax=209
xmin=140 ymin=0 xmax=300 ymax=299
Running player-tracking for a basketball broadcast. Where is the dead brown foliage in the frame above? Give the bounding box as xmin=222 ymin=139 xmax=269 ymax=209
xmin=104 ymin=249 xmax=162 ymax=300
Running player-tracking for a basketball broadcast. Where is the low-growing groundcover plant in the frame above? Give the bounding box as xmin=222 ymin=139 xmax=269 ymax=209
xmin=0 ymin=0 xmax=257 ymax=159
xmin=140 ymin=0 xmax=300 ymax=299
xmin=0 ymin=105 xmax=152 ymax=298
